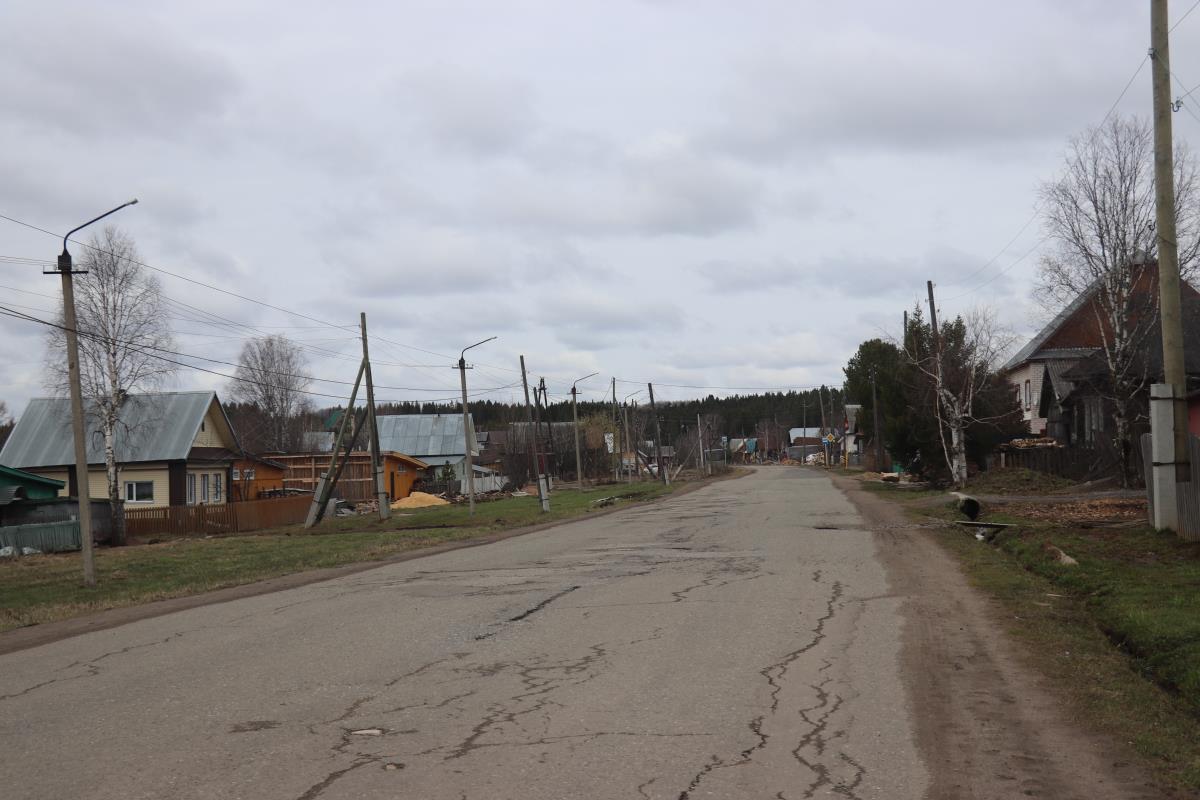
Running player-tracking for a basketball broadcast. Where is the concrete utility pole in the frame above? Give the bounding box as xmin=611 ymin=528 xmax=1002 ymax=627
xmin=570 ymin=372 xmax=598 ymax=487
xmin=871 ymin=367 xmax=884 ymax=472
xmin=612 ymin=378 xmax=619 ymax=483
xmin=647 ymin=383 xmax=668 ymax=485
xmin=622 ymin=402 xmax=633 ymax=483
xmin=457 ymin=336 xmax=496 ymax=516
xmin=697 ymin=413 xmax=707 ymax=475
xmin=54 ymin=199 xmax=139 ymax=586
xmin=1151 ymin=0 xmax=1192 ymax=531
xmin=360 ymin=313 xmax=389 ymax=521
xmin=520 ymin=356 xmax=549 ymax=512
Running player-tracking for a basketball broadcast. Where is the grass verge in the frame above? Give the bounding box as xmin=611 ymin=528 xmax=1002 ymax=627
xmin=869 ymin=480 xmax=1200 ymax=792
xmin=0 ymin=481 xmax=679 ymax=634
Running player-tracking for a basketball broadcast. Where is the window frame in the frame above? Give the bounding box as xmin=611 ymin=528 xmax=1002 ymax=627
xmin=213 ymin=472 xmax=223 ymax=503
xmin=187 ymin=473 xmax=195 ymax=505
xmin=201 ymin=473 xmax=210 ymax=504
xmin=124 ymin=480 xmax=154 ymax=504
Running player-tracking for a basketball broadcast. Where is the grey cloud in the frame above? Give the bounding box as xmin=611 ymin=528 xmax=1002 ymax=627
xmin=540 ymin=292 xmax=684 ymax=351
xmin=393 ymin=68 xmax=537 ymax=158
xmin=0 ymin=10 xmax=239 ymax=141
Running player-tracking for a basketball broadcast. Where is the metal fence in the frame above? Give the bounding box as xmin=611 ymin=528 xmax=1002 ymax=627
xmin=0 ymin=520 xmax=81 ymax=553
xmin=1141 ymin=432 xmax=1200 ymax=541
xmin=124 ymin=495 xmax=311 ymax=538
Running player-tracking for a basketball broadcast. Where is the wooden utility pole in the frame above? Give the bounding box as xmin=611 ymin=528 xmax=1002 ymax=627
xmin=1151 ymin=0 xmax=1192 ymax=515
xmin=697 ymin=413 xmax=707 ymax=475
xmin=801 ymin=397 xmax=808 ymax=463
xmin=305 ymin=362 xmax=365 ymax=528
xmin=360 ymin=313 xmax=389 ymax=520
xmin=647 ymin=383 xmax=668 ymax=485
xmin=623 ymin=402 xmax=633 ymax=483
xmin=520 ymin=356 xmax=549 ymax=512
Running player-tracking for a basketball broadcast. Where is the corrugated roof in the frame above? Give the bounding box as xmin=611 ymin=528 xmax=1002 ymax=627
xmin=0 ymin=392 xmax=221 ymax=469
xmin=376 ymin=414 xmax=476 ymax=458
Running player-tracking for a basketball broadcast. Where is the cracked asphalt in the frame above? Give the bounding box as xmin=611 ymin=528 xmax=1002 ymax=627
xmin=0 ymin=467 xmax=1157 ymax=799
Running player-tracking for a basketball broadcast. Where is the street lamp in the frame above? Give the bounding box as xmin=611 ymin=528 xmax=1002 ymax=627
xmin=458 ymin=336 xmax=497 ymax=515
xmin=52 ymin=199 xmax=139 ymax=586
xmin=570 ymin=372 xmax=598 ymax=487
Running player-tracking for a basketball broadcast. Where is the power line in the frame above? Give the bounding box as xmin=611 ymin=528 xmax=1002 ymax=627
xmin=1172 ymin=0 xmax=1200 ymax=31
xmin=0 ymin=212 xmax=458 ymax=362
xmin=0 ymin=304 xmax=520 ymax=403
xmin=948 ymin=54 xmax=1150 ymax=298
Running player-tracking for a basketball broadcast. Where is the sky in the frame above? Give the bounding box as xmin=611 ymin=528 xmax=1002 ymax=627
xmin=2 ymin=0 xmax=1198 ymax=418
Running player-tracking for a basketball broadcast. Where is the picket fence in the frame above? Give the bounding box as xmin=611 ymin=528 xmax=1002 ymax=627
xmin=124 ymin=495 xmax=311 ymax=538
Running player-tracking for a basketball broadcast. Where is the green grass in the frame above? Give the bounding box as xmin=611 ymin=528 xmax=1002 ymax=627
xmin=0 ymin=481 xmax=679 ymax=634
xmin=869 ymin=482 xmax=1200 ymax=791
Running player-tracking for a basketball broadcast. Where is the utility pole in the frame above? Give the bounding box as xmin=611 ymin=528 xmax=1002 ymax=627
xmin=53 ymin=199 xmax=139 ymax=585
xmin=1151 ymin=0 xmax=1191 ymax=532
xmin=697 ymin=413 xmax=707 ymax=475
xmin=647 ymin=383 xmax=668 ymax=485
xmin=570 ymin=372 xmax=597 ymax=488
xmin=871 ymin=367 xmax=884 ymax=472
xmin=457 ymin=336 xmax=496 ymax=516
xmin=612 ymin=378 xmax=619 ymax=482
xmin=305 ymin=362 xmax=365 ymax=527
xmin=520 ymin=356 xmax=549 ymax=512
xmin=802 ymin=397 xmax=808 ymax=464
xmin=623 ymin=402 xmax=632 ymax=483
xmin=360 ymin=313 xmax=389 ymax=521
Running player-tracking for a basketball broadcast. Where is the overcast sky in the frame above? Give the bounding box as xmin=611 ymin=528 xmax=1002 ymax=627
xmin=1 ymin=0 xmax=1196 ymax=418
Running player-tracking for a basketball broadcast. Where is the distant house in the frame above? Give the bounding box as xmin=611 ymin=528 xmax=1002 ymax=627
xmin=0 ymin=391 xmax=238 ymax=509
xmin=376 ymin=414 xmax=476 ymax=480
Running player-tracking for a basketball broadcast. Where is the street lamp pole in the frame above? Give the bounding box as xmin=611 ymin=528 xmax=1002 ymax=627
xmin=570 ymin=372 xmax=598 ymax=487
xmin=52 ymin=199 xmax=139 ymax=587
xmin=458 ymin=336 xmax=496 ymax=515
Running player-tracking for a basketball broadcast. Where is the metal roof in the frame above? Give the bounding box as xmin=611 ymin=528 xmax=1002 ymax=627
xmin=376 ymin=414 xmax=476 ymax=459
xmin=1003 ymin=278 xmax=1104 ymax=371
xmin=0 ymin=391 xmax=221 ymax=469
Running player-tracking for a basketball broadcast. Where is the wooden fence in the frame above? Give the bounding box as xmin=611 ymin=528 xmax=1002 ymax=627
xmin=124 ymin=495 xmax=311 ymax=538
xmin=1141 ymin=433 xmax=1200 ymax=541
xmin=999 ymin=438 xmax=1144 ymax=486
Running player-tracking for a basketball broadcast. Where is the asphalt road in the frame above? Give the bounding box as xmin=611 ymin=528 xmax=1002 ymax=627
xmin=0 ymin=468 xmax=1154 ymax=799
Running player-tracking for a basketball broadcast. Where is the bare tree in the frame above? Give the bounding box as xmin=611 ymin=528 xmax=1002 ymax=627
xmin=229 ymin=335 xmax=312 ymax=452
xmin=45 ymin=226 xmax=176 ymax=544
xmin=1038 ymin=115 xmax=1200 ymax=484
xmin=0 ymin=400 xmax=13 ymax=450
xmin=906 ymin=308 xmax=1017 ymax=488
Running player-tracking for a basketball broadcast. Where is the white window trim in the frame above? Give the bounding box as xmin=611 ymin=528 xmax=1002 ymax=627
xmin=124 ymin=480 xmax=154 ymax=504
xmin=213 ymin=473 xmax=223 ymax=503
xmin=187 ymin=473 xmax=196 ymax=505
xmin=201 ymin=473 xmax=210 ymax=504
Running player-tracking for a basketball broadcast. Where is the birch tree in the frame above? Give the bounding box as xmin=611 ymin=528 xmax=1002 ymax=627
xmin=905 ymin=308 xmax=1019 ymax=488
xmin=229 ymin=335 xmax=312 ymax=451
xmin=1038 ymin=115 xmax=1200 ymax=484
xmin=45 ymin=226 xmax=176 ymax=544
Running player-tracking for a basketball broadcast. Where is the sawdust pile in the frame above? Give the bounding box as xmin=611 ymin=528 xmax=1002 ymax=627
xmin=390 ymin=491 xmax=450 ymax=509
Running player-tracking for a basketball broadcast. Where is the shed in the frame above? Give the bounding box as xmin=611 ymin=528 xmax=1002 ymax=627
xmin=376 ymin=414 xmax=477 ymax=480
xmin=0 ymin=464 xmax=65 ymax=501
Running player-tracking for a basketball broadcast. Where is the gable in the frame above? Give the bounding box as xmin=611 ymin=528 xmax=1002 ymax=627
xmin=192 ymin=398 xmax=239 ymax=451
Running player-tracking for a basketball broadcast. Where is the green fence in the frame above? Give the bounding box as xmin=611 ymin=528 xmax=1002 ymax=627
xmin=0 ymin=520 xmax=82 ymax=553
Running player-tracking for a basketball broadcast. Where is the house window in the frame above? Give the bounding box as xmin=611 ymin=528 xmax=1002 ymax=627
xmin=187 ymin=473 xmax=195 ymax=505
xmin=213 ymin=473 xmax=223 ymax=503
xmin=1024 ymin=380 xmax=1031 ymax=411
xmin=201 ymin=473 xmax=210 ymax=504
xmin=124 ymin=481 xmax=153 ymax=503
xmin=245 ymin=468 xmax=256 ymax=480
xmin=232 ymin=468 xmax=241 ymax=480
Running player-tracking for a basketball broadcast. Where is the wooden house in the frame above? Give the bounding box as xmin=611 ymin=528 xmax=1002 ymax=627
xmin=231 ymin=455 xmax=287 ymax=501
xmin=0 ymin=391 xmax=238 ymax=509
xmin=271 ymin=451 xmax=430 ymax=502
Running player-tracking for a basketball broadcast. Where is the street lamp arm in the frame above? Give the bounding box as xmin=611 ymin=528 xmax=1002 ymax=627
xmin=460 ymin=335 xmax=498 ymax=363
xmin=572 ymin=371 xmax=599 ymax=390
xmin=62 ymin=199 xmax=139 ymax=253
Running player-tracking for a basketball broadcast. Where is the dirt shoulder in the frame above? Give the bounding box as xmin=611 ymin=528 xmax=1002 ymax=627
xmin=0 ymin=471 xmax=741 ymax=657
xmin=831 ymin=472 xmax=1175 ymax=800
